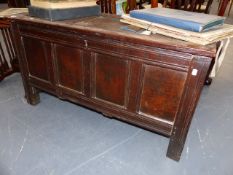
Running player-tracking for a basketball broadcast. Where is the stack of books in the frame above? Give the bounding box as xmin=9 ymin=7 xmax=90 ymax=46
xmin=28 ymin=0 xmax=100 ymax=21
xmin=121 ymin=8 xmax=233 ymax=45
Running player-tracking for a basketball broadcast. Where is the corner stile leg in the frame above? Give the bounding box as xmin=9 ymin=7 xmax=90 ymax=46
xmin=26 ymin=86 xmax=40 ymax=105
xmin=11 ymin=24 xmax=40 ymax=106
xmin=166 ymin=57 xmax=212 ymax=161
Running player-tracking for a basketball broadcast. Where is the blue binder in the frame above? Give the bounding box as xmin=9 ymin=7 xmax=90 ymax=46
xmin=129 ymin=8 xmax=225 ymax=32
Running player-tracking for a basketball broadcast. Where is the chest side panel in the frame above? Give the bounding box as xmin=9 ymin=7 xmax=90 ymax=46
xmin=55 ymin=44 xmax=84 ymax=95
xmin=21 ymin=36 xmax=54 ymax=89
xmin=23 ymin=37 xmax=50 ymax=80
xmin=91 ymin=53 xmax=130 ymax=108
xmin=138 ymin=64 xmax=187 ymax=123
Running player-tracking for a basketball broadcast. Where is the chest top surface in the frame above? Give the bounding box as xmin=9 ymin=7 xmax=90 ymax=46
xmin=12 ymin=13 xmax=217 ymax=58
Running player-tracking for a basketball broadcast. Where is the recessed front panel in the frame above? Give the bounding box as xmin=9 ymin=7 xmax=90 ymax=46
xmin=55 ymin=45 xmax=84 ymax=93
xmin=139 ymin=64 xmax=187 ymax=123
xmin=23 ymin=37 xmax=51 ymax=81
xmin=93 ymin=53 xmax=129 ymax=107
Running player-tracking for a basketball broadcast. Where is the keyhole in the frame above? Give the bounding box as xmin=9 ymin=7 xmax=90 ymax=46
xmin=84 ymin=40 xmax=88 ymax=47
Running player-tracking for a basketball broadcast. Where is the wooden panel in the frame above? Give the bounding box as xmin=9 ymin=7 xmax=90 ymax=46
xmin=139 ymin=64 xmax=187 ymax=123
xmin=93 ymin=53 xmax=129 ymax=107
xmin=55 ymin=45 xmax=84 ymax=93
xmin=23 ymin=37 xmax=51 ymax=81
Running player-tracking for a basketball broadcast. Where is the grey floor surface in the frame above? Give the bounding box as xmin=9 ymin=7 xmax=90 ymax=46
xmin=1 ymin=4 xmax=233 ymax=175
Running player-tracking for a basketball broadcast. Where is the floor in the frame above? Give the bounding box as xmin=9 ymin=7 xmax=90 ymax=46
xmin=1 ymin=4 xmax=233 ymax=175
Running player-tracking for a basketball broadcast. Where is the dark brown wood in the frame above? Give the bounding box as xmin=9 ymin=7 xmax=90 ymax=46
xmin=167 ymin=56 xmax=212 ymax=160
xmin=94 ymin=53 xmax=129 ymax=106
xmin=11 ymin=14 xmax=216 ymax=161
xmin=218 ymin=0 xmax=229 ymax=16
xmin=139 ymin=65 xmax=187 ymax=123
xmin=127 ymin=0 xmax=137 ymax=12
xmin=177 ymin=0 xmax=182 ymax=9
xmin=0 ymin=42 xmax=10 ymax=80
xmin=183 ymin=0 xmax=189 ymax=10
xmin=151 ymin=0 xmax=158 ymax=8
xmin=189 ymin=0 xmax=197 ymax=11
xmin=8 ymin=0 xmax=30 ymax=7
xmin=56 ymin=45 xmax=84 ymax=93
xmin=164 ymin=0 xmax=213 ymax=13
xmin=205 ymin=0 xmax=213 ymax=14
xmin=228 ymin=0 xmax=233 ymax=16
xmin=0 ymin=17 xmax=19 ymax=81
xmin=97 ymin=0 xmax=137 ymax=13
xmin=98 ymin=0 xmax=116 ymax=14
xmin=2 ymin=28 xmax=13 ymax=63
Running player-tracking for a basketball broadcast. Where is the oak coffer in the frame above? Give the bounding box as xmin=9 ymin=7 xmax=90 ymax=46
xmin=11 ymin=14 xmax=216 ymax=161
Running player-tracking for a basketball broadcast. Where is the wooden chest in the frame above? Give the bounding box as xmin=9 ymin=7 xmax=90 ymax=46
xmin=11 ymin=14 xmax=216 ymax=161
